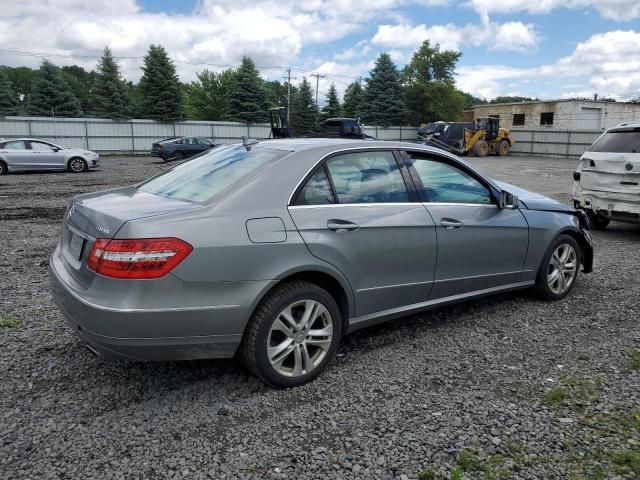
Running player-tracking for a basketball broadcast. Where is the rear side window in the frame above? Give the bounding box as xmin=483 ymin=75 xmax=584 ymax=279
xmin=295 ymin=168 xmax=335 ymax=205
xmin=2 ymin=140 xmax=27 ymax=149
xmin=409 ymin=155 xmax=493 ymax=204
xmin=324 ymin=151 xmax=409 ymax=204
xmin=589 ymin=129 xmax=640 ymax=153
xmin=140 ymin=144 xmax=286 ymax=203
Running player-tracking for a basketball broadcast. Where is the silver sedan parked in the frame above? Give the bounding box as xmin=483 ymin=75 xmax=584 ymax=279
xmin=49 ymin=139 xmax=593 ymax=387
xmin=0 ymin=138 xmax=100 ymax=174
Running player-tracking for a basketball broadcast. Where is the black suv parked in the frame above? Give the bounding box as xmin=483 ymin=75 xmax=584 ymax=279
xmin=151 ymin=137 xmax=215 ymax=162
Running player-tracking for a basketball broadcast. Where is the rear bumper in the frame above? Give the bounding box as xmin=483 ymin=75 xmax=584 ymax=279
xmin=150 ymin=150 xmax=169 ymax=159
xmin=573 ymin=190 xmax=640 ymax=225
xmin=48 ymin=252 xmax=270 ymax=361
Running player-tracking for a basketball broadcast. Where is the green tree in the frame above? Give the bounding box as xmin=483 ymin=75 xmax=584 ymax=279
xmin=361 ymin=53 xmax=404 ymax=127
xmin=228 ymin=57 xmax=269 ymax=123
xmin=138 ymin=44 xmax=182 ymax=121
xmin=29 ymin=60 xmax=81 ymax=117
xmin=490 ymin=96 xmax=537 ymax=104
xmin=342 ymin=82 xmax=363 ymax=118
xmin=462 ymin=92 xmax=486 ymax=110
xmin=320 ymin=83 xmax=342 ymax=122
xmin=290 ymin=77 xmax=318 ymax=136
xmin=0 ymin=69 xmax=18 ymax=116
xmin=402 ymin=40 xmax=465 ymax=125
xmin=185 ymin=69 xmax=235 ymax=120
xmin=91 ymin=47 xmax=130 ymax=118
xmin=264 ymin=79 xmax=289 ymax=108
xmin=61 ymin=65 xmax=95 ymax=115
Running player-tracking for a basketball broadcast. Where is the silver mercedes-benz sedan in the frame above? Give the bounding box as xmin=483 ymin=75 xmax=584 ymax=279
xmin=49 ymin=139 xmax=593 ymax=387
xmin=0 ymin=138 xmax=100 ymax=174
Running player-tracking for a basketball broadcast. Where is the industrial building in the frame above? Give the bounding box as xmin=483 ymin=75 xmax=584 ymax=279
xmin=472 ymin=99 xmax=640 ymax=131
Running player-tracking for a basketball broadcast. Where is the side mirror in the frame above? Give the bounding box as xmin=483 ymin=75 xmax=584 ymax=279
xmin=52 ymin=147 xmax=61 ymax=152
xmin=499 ymin=190 xmax=519 ymax=209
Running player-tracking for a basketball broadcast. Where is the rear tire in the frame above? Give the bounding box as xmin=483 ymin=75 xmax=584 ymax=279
xmin=241 ymin=281 xmax=342 ymax=388
xmin=498 ymin=140 xmax=510 ymax=156
xmin=68 ymin=157 xmax=87 ymax=173
xmin=0 ymin=160 xmax=7 ymax=175
xmin=473 ymin=140 xmax=489 ymax=157
xmin=534 ymin=234 xmax=581 ymax=301
xmin=173 ymin=151 xmax=184 ymax=162
xmin=587 ymin=211 xmax=609 ymax=230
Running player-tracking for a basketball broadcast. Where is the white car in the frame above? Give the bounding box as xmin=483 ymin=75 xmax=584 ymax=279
xmin=573 ymin=123 xmax=640 ymax=229
xmin=0 ymin=138 xmax=100 ymax=175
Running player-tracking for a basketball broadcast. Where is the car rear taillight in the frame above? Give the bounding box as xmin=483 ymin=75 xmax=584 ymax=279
xmin=87 ymin=237 xmax=192 ymax=279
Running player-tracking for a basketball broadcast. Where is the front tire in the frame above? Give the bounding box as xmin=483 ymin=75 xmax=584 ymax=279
xmin=0 ymin=161 xmax=7 ymax=175
xmin=68 ymin=157 xmax=87 ymax=173
xmin=534 ymin=234 xmax=581 ymax=301
xmin=473 ymin=140 xmax=489 ymax=157
xmin=241 ymin=281 xmax=342 ymax=388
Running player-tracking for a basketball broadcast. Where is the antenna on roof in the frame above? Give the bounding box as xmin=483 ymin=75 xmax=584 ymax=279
xmin=242 ymin=136 xmax=259 ymax=150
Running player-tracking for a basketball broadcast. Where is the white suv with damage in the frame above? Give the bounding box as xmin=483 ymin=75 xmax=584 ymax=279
xmin=573 ymin=123 xmax=640 ymax=229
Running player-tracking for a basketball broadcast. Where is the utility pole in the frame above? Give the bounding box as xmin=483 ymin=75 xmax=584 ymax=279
xmin=310 ymin=73 xmax=326 ymax=106
xmin=285 ymin=68 xmax=291 ymax=125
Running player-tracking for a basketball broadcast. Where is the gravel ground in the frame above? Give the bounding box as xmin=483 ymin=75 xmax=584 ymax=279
xmin=1 ymin=154 xmax=639 ymax=480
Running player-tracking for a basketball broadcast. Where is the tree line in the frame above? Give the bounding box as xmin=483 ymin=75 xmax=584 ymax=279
xmin=0 ymin=42 xmax=537 ymax=132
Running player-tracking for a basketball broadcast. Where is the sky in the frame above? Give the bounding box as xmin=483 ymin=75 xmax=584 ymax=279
xmin=0 ymin=0 xmax=639 ymax=103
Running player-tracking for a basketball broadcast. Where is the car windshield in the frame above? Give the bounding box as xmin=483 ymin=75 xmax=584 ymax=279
xmin=139 ymin=144 xmax=287 ymax=203
xmin=588 ymin=129 xmax=640 ymax=153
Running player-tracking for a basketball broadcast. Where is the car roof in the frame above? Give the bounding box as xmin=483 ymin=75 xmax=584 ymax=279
xmin=255 ymin=138 xmax=448 ymax=153
xmin=609 ymin=123 xmax=640 ymax=131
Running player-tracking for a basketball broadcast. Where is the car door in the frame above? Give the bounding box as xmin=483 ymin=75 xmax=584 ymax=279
xmin=28 ymin=141 xmax=65 ymax=169
xmin=403 ymin=151 xmax=529 ymax=298
xmin=0 ymin=140 xmax=33 ymax=170
xmin=288 ymin=149 xmax=437 ymax=318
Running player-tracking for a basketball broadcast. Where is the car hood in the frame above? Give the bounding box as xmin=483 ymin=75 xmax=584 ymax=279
xmin=493 ymin=180 xmax=573 ymax=212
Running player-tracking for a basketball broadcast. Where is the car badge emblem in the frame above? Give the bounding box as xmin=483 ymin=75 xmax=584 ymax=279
xmin=625 ymin=162 xmax=633 ymax=171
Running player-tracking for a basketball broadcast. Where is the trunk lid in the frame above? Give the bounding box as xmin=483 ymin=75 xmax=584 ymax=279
xmin=579 ymin=152 xmax=640 ymax=195
xmin=60 ymin=186 xmax=202 ymax=286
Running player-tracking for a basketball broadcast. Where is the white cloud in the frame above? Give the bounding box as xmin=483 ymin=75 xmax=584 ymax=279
xmin=371 ymin=20 xmax=538 ymax=52
xmin=456 ymin=30 xmax=640 ymax=100
xmin=465 ymin=0 xmax=640 ymax=21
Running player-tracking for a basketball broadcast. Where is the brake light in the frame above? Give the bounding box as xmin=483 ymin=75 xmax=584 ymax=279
xmin=87 ymin=237 xmax=192 ymax=279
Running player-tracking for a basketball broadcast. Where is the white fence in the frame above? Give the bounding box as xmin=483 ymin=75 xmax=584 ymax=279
xmin=0 ymin=117 xmax=420 ymax=153
xmin=509 ymin=129 xmax=601 ymax=157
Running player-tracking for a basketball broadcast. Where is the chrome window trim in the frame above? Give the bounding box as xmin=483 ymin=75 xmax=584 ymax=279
xmin=288 ymin=202 xmax=499 ymax=210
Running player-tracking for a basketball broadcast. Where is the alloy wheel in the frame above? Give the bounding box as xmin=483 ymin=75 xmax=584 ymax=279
xmin=69 ymin=158 xmax=85 ymax=172
xmin=547 ymin=243 xmax=578 ymax=295
xmin=267 ymin=299 xmax=333 ymax=378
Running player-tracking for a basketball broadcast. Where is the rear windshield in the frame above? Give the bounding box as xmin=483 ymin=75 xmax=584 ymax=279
xmin=139 ymin=144 xmax=286 ymax=203
xmin=588 ymin=129 xmax=640 ymax=153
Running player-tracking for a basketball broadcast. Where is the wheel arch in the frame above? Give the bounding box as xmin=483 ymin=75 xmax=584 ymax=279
xmin=244 ymin=267 xmax=355 ymax=337
xmin=0 ymin=157 xmax=7 ymax=173
xmin=557 ymin=226 xmax=593 ymax=273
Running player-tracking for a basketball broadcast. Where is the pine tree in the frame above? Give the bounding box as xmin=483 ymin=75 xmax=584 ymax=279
xmin=290 ymin=77 xmax=318 ymax=136
xmin=61 ymin=66 xmax=95 ymax=115
xmin=342 ymin=82 xmax=363 ymax=119
xmin=138 ymin=45 xmax=182 ymax=121
xmin=320 ymin=83 xmax=342 ymax=122
xmin=92 ymin=47 xmax=130 ymax=119
xmin=29 ymin=60 xmax=81 ymax=117
xmin=0 ymin=69 xmax=18 ymax=116
xmin=361 ymin=53 xmax=404 ymax=127
xmin=228 ymin=57 xmax=269 ymax=123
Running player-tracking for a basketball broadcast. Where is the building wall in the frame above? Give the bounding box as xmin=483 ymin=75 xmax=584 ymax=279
xmin=473 ymin=100 xmax=640 ymax=131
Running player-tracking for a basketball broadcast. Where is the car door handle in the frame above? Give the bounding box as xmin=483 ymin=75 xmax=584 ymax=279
xmin=440 ymin=218 xmax=464 ymax=229
xmin=327 ymin=219 xmax=359 ymax=232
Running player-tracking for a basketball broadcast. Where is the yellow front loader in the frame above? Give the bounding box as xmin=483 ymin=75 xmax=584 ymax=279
xmin=462 ymin=117 xmax=514 ymax=157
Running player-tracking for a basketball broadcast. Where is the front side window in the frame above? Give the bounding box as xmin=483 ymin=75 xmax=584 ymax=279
xmin=295 ymin=167 xmax=335 ymax=205
xmin=408 ymin=155 xmax=493 ymax=204
xmin=324 ymin=151 xmax=409 ymax=204
xmin=2 ymin=140 xmax=26 ymax=150
xmin=140 ymin=144 xmax=286 ymax=203
xmin=30 ymin=141 xmax=55 ymax=151
xmin=588 ymin=129 xmax=640 ymax=153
